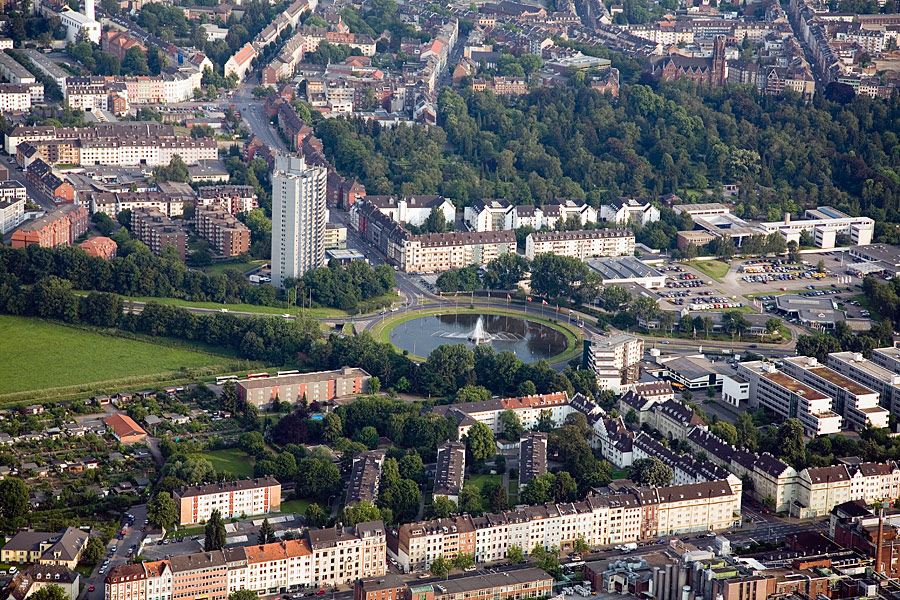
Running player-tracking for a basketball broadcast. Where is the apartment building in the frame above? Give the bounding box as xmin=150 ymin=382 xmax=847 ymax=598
xmin=131 ymin=208 xmax=187 ymax=260
xmin=10 ymin=204 xmax=87 ymax=249
xmin=0 ymin=181 xmax=26 ymax=234
xmin=195 ymin=206 xmax=251 ymax=257
xmin=0 ymin=83 xmax=32 ymax=111
xmin=25 ymin=158 xmax=75 ymax=205
xmin=431 ymin=392 xmax=572 ymax=438
xmin=308 ymin=522 xmax=386 ymax=586
xmin=105 ymin=561 xmax=171 ymax=600
xmin=794 ymin=461 xmax=900 ymax=518
xmin=392 ymin=480 xmax=739 ymax=572
xmin=1 ymin=527 xmax=88 ymax=568
xmin=236 ymin=367 xmax=371 ymax=408
xmin=525 ymin=228 xmax=635 ymax=261
xmin=599 ymin=198 xmax=660 ymax=226
xmin=586 ymin=333 xmax=644 ymax=393
xmin=89 ymin=191 xmax=187 ymax=219
xmin=433 ymin=442 xmax=466 ymax=503
xmin=781 ymin=356 xmax=888 ymax=430
xmin=172 ymin=477 xmax=281 ymax=525
xmin=347 ymin=450 xmax=386 ymax=506
xmin=737 ymin=361 xmax=842 ymax=436
xmin=196 ymin=185 xmax=259 ymax=214
xmin=169 ymin=551 xmax=229 ymax=600
xmin=361 ymin=195 xmax=456 ymax=228
xmin=401 ymin=230 xmax=515 ymax=273
xmin=873 ymin=347 xmax=900 ymax=375
xmin=463 ymin=199 xmax=598 ymax=232
xmin=828 ymin=351 xmax=900 ymax=415
xmin=518 ymin=432 xmax=548 ymax=490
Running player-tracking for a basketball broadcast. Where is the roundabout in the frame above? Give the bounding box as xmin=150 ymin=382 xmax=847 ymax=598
xmin=369 ymin=305 xmax=585 ymax=364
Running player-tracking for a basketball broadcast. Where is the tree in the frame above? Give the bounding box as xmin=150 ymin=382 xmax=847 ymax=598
xmin=147 ymin=492 xmax=177 ymax=530
xmin=817 ymin=259 xmax=826 ymax=273
xmin=432 ymin=495 xmax=457 ymax=518
xmin=520 ymin=473 xmax=555 ymax=505
xmin=553 ymin=471 xmax=578 ymax=502
xmin=631 ymin=295 xmax=659 ymax=323
xmin=499 ymin=409 xmax=523 ymax=440
xmin=204 ymin=509 xmax=226 ymax=550
xmin=230 ymin=591 xmax=259 ymax=600
xmin=600 ymin=285 xmax=631 ymax=312
xmin=30 ymin=585 xmax=68 ymax=600
xmin=734 ymin=412 xmax=759 ymax=451
xmin=457 ymin=484 xmax=482 ymax=514
xmin=295 ymin=458 xmax=341 ymax=500
xmin=628 ymin=457 xmax=673 ymax=487
xmin=257 ymin=518 xmax=275 ymax=544
xmin=305 ymin=503 xmax=327 ymax=527
xmin=530 ymin=253 xmax=589 ymax=299
xmin=787 ymin=240 xmax=801 ymax=264
xmin=0 ymin=477 xmax=29 ymax=526
xmin=378 ymin=479 xmax=421 ymax=522
xmin=722 ymin=311 xmax=751 ymax=339
xmin=573 ymin=536 xmax=590 ymax=554
xmin=323 ymin=412 xmax=343 ymax=442
xmin=81 ymin=536 xmax=105 ymax=565
xmin=343 ymin=500 xmax=383 ymax=526
xmin=506 ymin=544 xmax=525 ymax=564
xmin=239 ymin=431 xmax=265 ymax=456
xmin=765 ymin=317 xmax=782 ymax=335
xmin=483 ymin=253 xmax=529 ymax=289
xmin=465 ymin=421 xmax=495 ymax=462
xmin=777 ymin=418 xmax=805 ymax=467
xmin=452 ymin=553 xmax=475 ymax=570
xmin=430 ymin=556 xmax=450 ymax=578
xmin=710 ymin=422 xmax=738 ymax=446
xmin=354 ymin=426 xmax=379 ymax=449
xmin=398 ymin=452 xmax=425 ymax=483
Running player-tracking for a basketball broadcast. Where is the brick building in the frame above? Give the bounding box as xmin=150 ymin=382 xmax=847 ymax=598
xmin=131 ymin=207 xmax=187 ymax=259
xmin=11 ymin=204 xmax=87 ymax=248
xmin=172 ymin=477 xmax=282 ymax=525
xmin=79 ymin=236 xmax=117 ymax=259
xmin=195 ymin=205 xmax=250 ymax=256
xmin=236 ymin=367 xmax=371 ymax=408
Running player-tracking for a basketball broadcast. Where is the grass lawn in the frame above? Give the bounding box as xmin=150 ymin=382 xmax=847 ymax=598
xmin=165 ymin=525 xmax=205 ymax=539
xmin=852 ymin=294 xmax=885 ymax=321
xmin=507 ymin=481 xmax=518 ymax=505
xmin=127 ymin=296 xmax=295 ymax=316
xmin=468 ymin=473 xmax=502 ymax=510
xmin=686 ymin=260 xmax=731 ymax=282
xmin=75 ymin=565 xmax=94 ymax=578
xmin=610 ymin=469 xmax=629 ymax=479
xmin=0 ymin=316 xmax=234 ymax=400
xmin=197 ymin=449 xmax=255 ymax=478
xmin=279 ymin=498 xmax=313 ymax=515
xmin=202 ymin=259 xmax=267 ymax=276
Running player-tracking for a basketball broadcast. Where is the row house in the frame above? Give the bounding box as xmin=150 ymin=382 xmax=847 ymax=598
xmin=392 ymin=481 xmax=739 ymax=572
xmin=525 ymin=228 xmax=635 ymax=261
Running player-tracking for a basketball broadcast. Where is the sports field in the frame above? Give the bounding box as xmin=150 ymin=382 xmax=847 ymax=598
xmin=0 ymin=316 xmax=234 ymax=399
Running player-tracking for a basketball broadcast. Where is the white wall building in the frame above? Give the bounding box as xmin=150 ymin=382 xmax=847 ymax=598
xmin=271 ymin=154 xmax=327 ymax=287
xmin=0 ymin=181 xmax=26 ymax=234
xmin=587 ymin=333 xmax=644 ymax=392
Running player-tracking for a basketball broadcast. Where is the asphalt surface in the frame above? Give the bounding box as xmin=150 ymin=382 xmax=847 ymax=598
xmin=82 ymin=504 xmax=148 ymax=600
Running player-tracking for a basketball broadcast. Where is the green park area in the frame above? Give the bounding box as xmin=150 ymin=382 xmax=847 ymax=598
xmin=198 ymin=449 xmax=256 ymax=478
xmin=0 ymin=315 xmax=234 ymax=402
xmin=685 ymin=260 xmax=731 ymax=282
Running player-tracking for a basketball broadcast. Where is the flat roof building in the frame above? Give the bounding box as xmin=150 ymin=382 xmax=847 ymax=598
xmin=873 ymin=347 xmax=900 ymax=375
xmin=828 ymin=351 xmax=900 ymax=416
xmin=173 ymin=477 xmax=281 ymax=525
xmin=775 ymin=294 xmax=845 ymax=327
xmin=236 ymin=367 xmax=370 ymax=408
xmin=586 ymin=256 xmax=666 ymax=288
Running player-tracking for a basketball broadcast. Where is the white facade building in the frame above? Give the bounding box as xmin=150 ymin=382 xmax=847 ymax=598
xmin=271 ymin=154 xmax=328 ymax=287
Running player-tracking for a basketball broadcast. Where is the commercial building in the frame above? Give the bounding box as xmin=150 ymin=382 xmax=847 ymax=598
xmin=586 ymin=256 xmax=666 ymax=288
xmin=353 ymin=574 xmax=408 ymax=600
xmin=656 ymin=354 xmax=729 ymax=390
xmin=782 ymin=356 xmax=888 ymax=430
xmin=432 ymin=392 xmax=573 ymax=438
xmin=433 ymin=441 xmax=466 ymax=503
xmin=236 ymin=367 xmax=371 ymax=408
xmin=428 ymin=568 xmax=552 ymax=600
xmin=518 ymin=432 xmax=548 ymax=490
xmin=346 ymin=450 xmax=386 ymax=506
xmin=525 ymin=228 xmax=635 ymax=261
xmin=271 ymin=154 xmax=328 ymax=287
xmin=847 ymin=244 xmax=900 ymax=278
xmin=828 ymin=351 xmax=900 ymax=416
xmin=10 ymin=204 xmax=87 ymax=249
xmin=0 ymin=181 xmax=26 ymax=234
xmin=173 ymin=477 xmax=282 ymax=525
xmin=402 ymin=230 xmax=515 ymax=273
xmin=737 ymin=361 xmax=842 ymax=436
xmin=195 ymin=206 xmax=251 ymax=257
xmin=392 ymin=480 xmax=739 ymax=571
xmin=775 ymin=294 xmax=845 ymax=327
xmin=197 ymin=186 xmax=259 ymax=214
xmin=585 ymin=333 xmax=643 ymax=392
xmin=758 ymin=207 xmax=875 ymax=249
xmin=131 ymin=208 xmax=186 ymax=260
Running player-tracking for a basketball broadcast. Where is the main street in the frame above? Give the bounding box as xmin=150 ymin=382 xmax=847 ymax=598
xmin=227 ymin=83 xmax=287 ymax=152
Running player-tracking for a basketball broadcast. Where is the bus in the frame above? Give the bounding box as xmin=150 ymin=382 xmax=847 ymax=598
xmin=246 ymin=372 xmax=270 ymax=380
xmin=216 ymin=375 xmax=238 ymax=385
xmin=670 ymin=381 xmax=685 ymax=390
xmin=277 ymin=370 xmax=299 ymax=376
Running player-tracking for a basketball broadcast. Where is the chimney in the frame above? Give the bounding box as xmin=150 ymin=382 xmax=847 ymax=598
xmin=785 ymin=212 xmax=791 ymax=225
xmin=84 ymin=0 xmax=94 ymax=21
xmin=876 ymin=508 xmax=884 ymax=576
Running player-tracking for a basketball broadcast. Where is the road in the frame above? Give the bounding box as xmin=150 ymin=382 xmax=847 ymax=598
xmin=229 ymin=83 xmax=287 ymax=152
xmin=82 ymin=505 xmax=148 ymax=600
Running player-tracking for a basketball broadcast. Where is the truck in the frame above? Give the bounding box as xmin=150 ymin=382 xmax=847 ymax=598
xmin=616 ymin=543 xmax=638 ymax=553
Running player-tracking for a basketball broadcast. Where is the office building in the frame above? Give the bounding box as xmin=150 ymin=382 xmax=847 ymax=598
xmin=873 ymin=347 xmax=900 ymax=375
xmin=585 ymin=333 xmax=643 ymax=392
xmin=737 ymin=361 xmax=842 ymax=435
xmin=781 ymin=356 xmax=888 ymax=430
xmin=271 ymin=154 xmax=327 ymax=287
xmin=173 ymin=477 xmax=281 ymax=525
xmin=828 ymin=351 xmax=900 ymax=415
